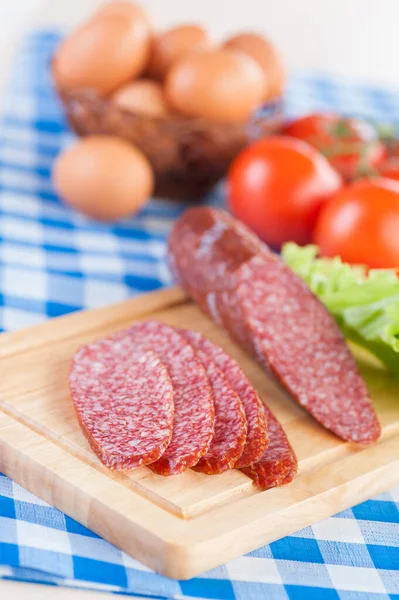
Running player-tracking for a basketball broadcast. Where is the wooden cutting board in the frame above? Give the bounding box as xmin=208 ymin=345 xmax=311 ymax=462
xmin=0 ymin=286 xmax=398 ymax=580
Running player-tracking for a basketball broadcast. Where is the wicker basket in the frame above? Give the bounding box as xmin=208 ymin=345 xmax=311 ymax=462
xmin=58 ymin=87 xmax=284 ymax=200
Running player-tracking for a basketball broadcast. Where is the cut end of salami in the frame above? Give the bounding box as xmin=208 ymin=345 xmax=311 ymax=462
xmin=69 ymin=339 xmax=174 ymax=471
xmin=148 ymin=454 xmax=197 ymax=477
xmin=240 ymin=405 xmax=298 ymax=490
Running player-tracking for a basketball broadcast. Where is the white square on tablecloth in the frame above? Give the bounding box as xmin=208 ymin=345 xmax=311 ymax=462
xmin=312 ymin=517 xmax=366 ymax=544
xmin=326 ymin=564 xmax=386 ymax=593
xmin=226 ymin=556 xmax=283 ymax=584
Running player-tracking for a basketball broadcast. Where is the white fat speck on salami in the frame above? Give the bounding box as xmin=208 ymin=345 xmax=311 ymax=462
xmin=205 ymin=292 xmax=223 ymax=327
xmin=69 ymin=338 xmax=174 ymax=471
xmin=178 ymin=328 xmax=247 ymax=474
xmin=125 ymin=321 xmax=215 ymax=475
xmin=238 ymin=255 xmax=381 ymax=444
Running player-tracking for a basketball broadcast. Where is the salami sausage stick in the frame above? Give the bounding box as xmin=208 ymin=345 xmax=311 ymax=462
xmin=169 ymin=207 xmax=380 ymax=445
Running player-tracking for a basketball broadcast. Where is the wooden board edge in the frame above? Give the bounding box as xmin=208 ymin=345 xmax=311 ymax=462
xmin=0 ymin=286 xmax=187 ymax=360
xmin=0 ymin=410 xmax=196 ymax=577
xmin=1 ymin=409 xmax=399 ymax=579
xmin=183 ymin=447 xmax=399 ymax=578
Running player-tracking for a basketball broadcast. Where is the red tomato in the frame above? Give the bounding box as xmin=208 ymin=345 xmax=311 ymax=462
xmin=284 ymin=113 xmax=386 ymax=181
xmin=227 ymin=136 xmax=342 ymax=247
xmin=284 ymin=113 xmax=374 ymax=141
xmin=314 ymin=178 xmax=399 ymax=268
xmin=378 ymin=157 xmax=399 ymax=182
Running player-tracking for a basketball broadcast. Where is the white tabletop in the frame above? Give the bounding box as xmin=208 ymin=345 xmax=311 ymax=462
xmin=0 ymin=581 xmax=121 ymax=598
xmin=1 ymin=0 xmax=399 ymax=95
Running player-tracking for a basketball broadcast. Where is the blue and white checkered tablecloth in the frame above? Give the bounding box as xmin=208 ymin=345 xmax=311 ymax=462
xmin=0 ymin=30 xmax=398 ymax=600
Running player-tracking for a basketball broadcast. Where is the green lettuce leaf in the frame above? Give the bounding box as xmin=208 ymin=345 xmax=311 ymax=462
xmin=282 ymin=243 xmax=399 ymax=376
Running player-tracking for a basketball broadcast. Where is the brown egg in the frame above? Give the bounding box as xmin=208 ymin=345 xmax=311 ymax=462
xmin=96 ymin=1 xmax=147 ymax=17
xmin=147 ymin=24 xmax=211 ymax=80
xmin=53 ymin=5 xmax=152 ymax=94
xmin=165 ymin=48 xmax=266 ymax=122
xmin=224 ymin=32 xmax=284 ymax=100
xmin=112 ymin=80 xmax=169 ymax=117
xmin=53 ymin=136 xmax=154 ymax=220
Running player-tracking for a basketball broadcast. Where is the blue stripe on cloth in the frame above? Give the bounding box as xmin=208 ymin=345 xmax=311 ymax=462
xmin=352 ymin=501 xmax=399 ymax=524
xmin=367 ymin=546 xmax=399 ymax=571
xmin=180 ymin=578 xmax=236 ymax=599
xmin=0 ymin=28 xmax=398 ymax=599
xmin=0 ymin=497 xmax=17 ymax=520
xmin=0 ymin=544 xmax=20 ymax=568
xmin=72 ymin=557 xmax=128 ymax=588
xmin=284 ymin=585 xmax=340 ymax=600
xmin=270 ymin=537 xmax=325 ymax=563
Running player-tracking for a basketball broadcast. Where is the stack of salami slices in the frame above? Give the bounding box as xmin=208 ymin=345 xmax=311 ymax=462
xmin=69 ymin=320 xmax=297 ymax=489
xmin=69 ymin=207 xmax=381 ymax=492
xmin=169 ymin=207 xmax=381 ymax=446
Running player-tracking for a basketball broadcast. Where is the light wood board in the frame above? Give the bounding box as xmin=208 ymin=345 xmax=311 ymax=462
xmin=0 ymin=286 xmax=398 ymax=579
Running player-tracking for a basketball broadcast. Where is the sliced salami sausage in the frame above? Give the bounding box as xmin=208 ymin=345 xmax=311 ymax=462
xmin=181 ymin=329 xmax=269 ymax=467
xmin=69 ymin=337 xmax=174 ymax=471
xmin=125 ymin=321 xmax=215 ymax=475
xmin=169 ymin=207 xmax=380 ymax=445
xmin=241 ymin=406 xmax=297 ymax=489
xmin=184 ymin=329 xmax=296 ymax=484
xmin=178 ymin=328 xmax=247 ymax=474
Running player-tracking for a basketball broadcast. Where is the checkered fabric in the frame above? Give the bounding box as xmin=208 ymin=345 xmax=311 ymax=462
xmin=0 ymin=30 xmax=398 ymax=599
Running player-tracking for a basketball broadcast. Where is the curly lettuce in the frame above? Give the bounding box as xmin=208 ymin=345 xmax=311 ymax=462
xmin=282 ymin=243 xmax=399 ymax=376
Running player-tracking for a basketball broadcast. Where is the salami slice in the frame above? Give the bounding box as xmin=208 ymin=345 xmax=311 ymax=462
xmin=181 ymin=329 xmax=269 ymax=467
xmin=69 ymin=338 xmax=174 ymax=471
xmin=237 ymin=256 xmax=381 ymax=444
xmin=125 ymin=321 xmax=215 ymax=475
xmin=178 ymin=328 xmax=247 ymax=474
xmin=241 ymin=405 xmax=297 ymax=489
